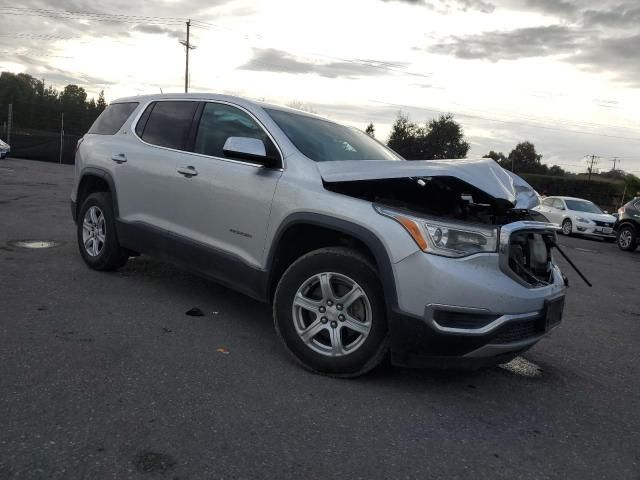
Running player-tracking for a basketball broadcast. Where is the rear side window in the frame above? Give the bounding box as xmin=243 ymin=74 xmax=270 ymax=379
xmin=138 ymin=101 xmax=199 ymax=150
xmin=194 ymin=103 xmax=278 ymax=159
xmin=88 ymin=102 xmax=139 ymax=135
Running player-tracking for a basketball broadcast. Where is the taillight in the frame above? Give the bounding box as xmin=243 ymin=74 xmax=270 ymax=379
xmin=618 ymin=207 xmax=625 ymax=215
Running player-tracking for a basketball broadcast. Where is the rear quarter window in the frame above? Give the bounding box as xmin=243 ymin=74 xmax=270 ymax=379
xmin=88 ymin=102 xmax=139 ymax=135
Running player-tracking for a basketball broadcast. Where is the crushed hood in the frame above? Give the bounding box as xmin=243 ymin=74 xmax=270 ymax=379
xmin=317 ymin=158 xmax=539 ymax=208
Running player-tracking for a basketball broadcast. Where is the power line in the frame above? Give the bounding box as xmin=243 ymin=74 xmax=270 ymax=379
xmin=370 ymin=99 xmax=640 ymax=143
xmin=1 ymin=7 xmax=186 ymax=26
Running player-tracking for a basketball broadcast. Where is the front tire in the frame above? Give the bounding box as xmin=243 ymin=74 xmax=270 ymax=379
xmin=561 ymin=219 xmax=573 ymax=236
xmin=617 ymin=225 xmax=638 ymax=252
xmin=77 ymin=192 xmax=129 ymax=270
xmin=273 ymin=247 xmax=389 ymax=377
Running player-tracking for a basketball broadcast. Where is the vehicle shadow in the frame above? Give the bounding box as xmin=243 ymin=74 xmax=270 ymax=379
xmin=115 ymin=256 xmax=560 ymax=390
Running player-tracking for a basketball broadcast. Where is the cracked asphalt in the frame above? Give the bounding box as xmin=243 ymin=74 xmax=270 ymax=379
xmin=1 ymin=158 xmax=639 ymax=479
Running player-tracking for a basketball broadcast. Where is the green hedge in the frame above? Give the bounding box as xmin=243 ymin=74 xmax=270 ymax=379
xmin=522 ymin=174 xmax=624 ymax=212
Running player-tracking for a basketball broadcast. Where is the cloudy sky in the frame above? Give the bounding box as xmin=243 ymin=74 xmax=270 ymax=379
xmin=1 ymin=0 xmax=639 ymax=173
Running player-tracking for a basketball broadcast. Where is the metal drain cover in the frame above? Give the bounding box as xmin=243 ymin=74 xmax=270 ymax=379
xmin=9 ymin=240 xmax=60 ymax=249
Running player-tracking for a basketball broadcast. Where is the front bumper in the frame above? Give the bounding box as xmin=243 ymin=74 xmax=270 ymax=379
xmin=388 ymin=298 xmax=564 ymax=369
xmin=388 ymin=224 xmax=566 ymax=368
xmin=575 ymin=223 xmax=615 ymax=237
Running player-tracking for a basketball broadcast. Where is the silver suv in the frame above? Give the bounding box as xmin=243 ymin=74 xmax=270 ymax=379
xmin=71 ymin=93 xmax=566 ymax=376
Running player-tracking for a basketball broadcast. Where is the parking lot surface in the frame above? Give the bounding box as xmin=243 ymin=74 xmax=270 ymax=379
xmin=1 ymin=158 xmax=639 ymax=479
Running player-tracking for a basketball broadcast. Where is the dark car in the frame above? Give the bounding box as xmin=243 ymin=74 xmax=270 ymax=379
xmin=615 ymin=197 xmax=640 ymax=251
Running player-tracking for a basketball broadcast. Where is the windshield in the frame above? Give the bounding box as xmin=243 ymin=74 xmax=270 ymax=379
xmin=265 ymin=108 xmax=400 ymax=162
xmin=565 ymin=199 xmax=603 ymax=214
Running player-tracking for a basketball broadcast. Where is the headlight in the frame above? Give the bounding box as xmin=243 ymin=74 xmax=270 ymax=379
xmin=374 ymin=206 xmax=498 ymax=258
xmin=575 ymin=216 xmax=591 ymax=224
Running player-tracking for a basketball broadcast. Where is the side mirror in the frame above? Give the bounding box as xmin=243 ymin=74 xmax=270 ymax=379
xmin=222 ymin=137 xmax=277 ymax=167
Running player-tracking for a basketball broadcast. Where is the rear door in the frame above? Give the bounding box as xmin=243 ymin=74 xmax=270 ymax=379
xmin=114 ymin=100 xmax=203 ymax=234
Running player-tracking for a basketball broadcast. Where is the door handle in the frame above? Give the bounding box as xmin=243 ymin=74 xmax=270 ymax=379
xmin=177 ymin=166 xmax=198 ymax=177
xmin=111 ymin=153 xmax=127 ymax=164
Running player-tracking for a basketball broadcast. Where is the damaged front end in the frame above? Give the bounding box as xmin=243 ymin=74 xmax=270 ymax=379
xmin=319 ymin=158 xmax=561 ymax=288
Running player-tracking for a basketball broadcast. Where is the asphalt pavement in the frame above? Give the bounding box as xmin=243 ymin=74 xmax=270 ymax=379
xmin=1 ymin=158 xmax=639 ymax=479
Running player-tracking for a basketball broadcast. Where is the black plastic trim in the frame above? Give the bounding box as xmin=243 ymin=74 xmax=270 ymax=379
xmin=76 ymin=167 xmax=120 ymax=218
xmin=71 ymin=200 xmax=77 ymax=223
xmin=116 ymin=219 xmax=269 ymax=302
xmin=266 ymin=212 xmax=399 ymax=309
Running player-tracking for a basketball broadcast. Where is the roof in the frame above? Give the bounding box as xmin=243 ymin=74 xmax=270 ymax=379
xmin=111 ymin=92 xmax=329 ymax=121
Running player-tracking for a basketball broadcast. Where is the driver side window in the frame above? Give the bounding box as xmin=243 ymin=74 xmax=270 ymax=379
xmin=194 ymin=103 xmax=278 ymax=160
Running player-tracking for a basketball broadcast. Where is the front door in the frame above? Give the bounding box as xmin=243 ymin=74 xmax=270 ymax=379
xmin=177 ymin=101 xmax=283 ymax=269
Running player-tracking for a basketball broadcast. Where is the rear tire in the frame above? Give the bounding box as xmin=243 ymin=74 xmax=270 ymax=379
xmin=77 ymin=192 xmax=129 ymax=270
xmin=561 ymin=219 xmax=572 ymax=236
xmin=273 ymin=247 xmax=388 ymax=377
xmin=617 ymin=225 xmax=638 ymax=252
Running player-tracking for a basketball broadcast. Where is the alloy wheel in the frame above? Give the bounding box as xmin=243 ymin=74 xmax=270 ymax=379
xmin=82 ymin=206 xmax=106 ymax=257
xmin=619 ymin=229 xmax=632 ymax=249
xmin=292 ymin=272 xmax=372 ymax=357
xmin=562 ymin=220 xmax=572 ymax=235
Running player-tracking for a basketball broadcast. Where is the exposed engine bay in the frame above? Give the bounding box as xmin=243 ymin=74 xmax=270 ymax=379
xmin=323 ymin=176 xmax=548 ymax=226
xmin=508 ymin=230 xmax=556 ymax=286
xmin=325 ymin=175 xmax=558 ymax=287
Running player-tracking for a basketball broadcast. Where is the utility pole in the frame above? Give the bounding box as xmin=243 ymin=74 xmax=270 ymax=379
xmin=611 ymin=157 xmax=619 ymax=171
xmin=585 ymin=154 xmax=600 ymax=181
xmin=180 ymin=20 xmax=196 ymax=93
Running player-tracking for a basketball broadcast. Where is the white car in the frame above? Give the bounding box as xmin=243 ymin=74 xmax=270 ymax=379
xmin=0 ymin=139 xmax=9 ymax=159
xmin=533 ymin=196 xmax=616 ymax=239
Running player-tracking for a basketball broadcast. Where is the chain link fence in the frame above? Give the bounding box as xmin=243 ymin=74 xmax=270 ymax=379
xmin=1 ymin=101 xmax=94 ymax=164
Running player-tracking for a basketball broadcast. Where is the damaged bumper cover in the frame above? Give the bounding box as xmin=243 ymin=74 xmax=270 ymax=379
xmin=387 ymin=221 xmax=566 ymax=368
xmin=317 ymin=157 xmax=566 ymax=368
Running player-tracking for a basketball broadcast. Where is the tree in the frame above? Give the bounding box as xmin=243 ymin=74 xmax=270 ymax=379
xmin=287 ymin=100 xmax=316 ymax=114
xmin=423 ymin=114 xmax=469 ymax=159
xmin=507 ymin=141 xmax=545 ymax=173
xmin=548 ymin=165 xmax=566 ymax=175
xmin=387 ymin=113 xmax=425 ymax=159
xmin=387 ymin=112 xmax=469 ymax=160
xmin=96 ymin=90 xmax=107 ymax=113
xmin=365 ymin=122 xmax=375 ymax=137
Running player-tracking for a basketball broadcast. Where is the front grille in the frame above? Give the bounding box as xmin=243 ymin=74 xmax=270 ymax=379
xmin=492 ymin=319 xmax=539 ymax=344
xmin=594 ymin=220 xmax=614 ymax=227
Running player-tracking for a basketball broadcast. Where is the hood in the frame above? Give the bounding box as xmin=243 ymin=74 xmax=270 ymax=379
xmin=316 ymin=158 xmax=535 ymax=207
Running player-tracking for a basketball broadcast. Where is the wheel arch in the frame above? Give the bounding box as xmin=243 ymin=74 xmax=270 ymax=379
xmin=617 ymin=220 xmax=638 ymax=232
xmin=75 ymin=168 xmax=119 ymax=220
xmin=265 ymin=213 xmax=398 ymax=310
